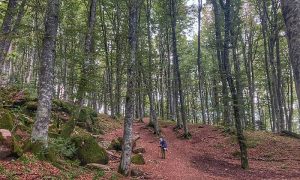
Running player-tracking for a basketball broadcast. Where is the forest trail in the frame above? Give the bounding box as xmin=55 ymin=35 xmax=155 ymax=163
xmin=104 ymin=119 xmax=300 ymax=180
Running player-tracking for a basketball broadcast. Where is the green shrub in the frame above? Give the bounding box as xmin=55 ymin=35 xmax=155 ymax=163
xmin=60 ymin=120 xmax=76 ymax=138
xmin=48 ymin=137 xmax=77 ymax=159
xmin=93 ymin=170 xmax=105 ymax=180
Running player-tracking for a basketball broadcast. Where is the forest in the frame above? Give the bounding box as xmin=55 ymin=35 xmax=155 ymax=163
xmin=0 ymin=0 xmax=300 ymax=179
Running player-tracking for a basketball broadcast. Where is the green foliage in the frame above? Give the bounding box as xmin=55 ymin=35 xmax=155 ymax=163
xmin=22 ymin=138 xmax=75 ymax=164
xmin=12 ymin=135 xmax=23 ymax=157
xmin=61 ymin=119 xmax=76 ymax=138
xmin=0 ymin=109 xmax=14 ymax=130
xmin=52 ymin=99 xmax=76 ymax=115
xmin=93 ymin=170 xmax=105 ymax=180
xmin=77 ymin=107 xmax=99 ymax=133
xmin=71 ymin=135 xmax=108 ymax=165
xmin=24 ymin=101 xmax=38 ymax=112
xmin=110 ymin=173 xmax=120 ymax=180
xmin=48 ymin=137 xmax=77 ymax=159
xmin=18 ymin=153 xmax=38 ymax=165
xmin=131 ymin=154 xmax=145 ymax=165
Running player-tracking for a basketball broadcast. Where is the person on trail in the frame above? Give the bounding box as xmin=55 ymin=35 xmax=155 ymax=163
xmin=159 ymin=137 xmax=168 ymax=159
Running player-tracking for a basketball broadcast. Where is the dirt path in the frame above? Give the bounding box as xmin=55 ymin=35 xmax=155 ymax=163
xmin=104 ymin=120 xmax=300 ymax=180
xmin=105 ymin=120 xmax=223 ymax=180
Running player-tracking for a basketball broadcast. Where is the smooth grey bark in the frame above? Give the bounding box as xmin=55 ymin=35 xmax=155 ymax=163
xmin=212 ymin=0 xmax=230 ymax=126
xmin=77 ymin=0 xmax=97 ymax=105
xmin=31 ymin=0 xmax=59 ymax=144
xmin=281 ymin=0 xmax=300 ymax=122
xmin=115 ymin=0 xmax=122 ymax=117
xmin=118 ymin=0 xmax=139 ymax=176
xmin=0 ymin=0 xmax=18 ymax=64
xmin=170 ymin=0 xmax=190 ymax=137
xmin=196 ymin=0 xmax=206 ymax=124
xmin=257 ymin=0 xmax=276 ymax=132
xmin=146 ymin=0 xmax=159 ymax=134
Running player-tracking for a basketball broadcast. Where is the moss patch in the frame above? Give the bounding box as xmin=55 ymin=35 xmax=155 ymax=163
xmin=131 ymin=154 xmax=145 ymax=165
xmin=108 ymin=137 xmax=123 ymax=151
xmin=0 ymin=109 xmax=14 ymax=130
xmin=71 ymin=135 xmax=108 ymax=165
xmin=61 ymin=120 xmax=76 ymax=138
xmin=77 ymin=107 xmax=97 ymax=132
xmin=24 ymin=101 xmax=38 ymax=112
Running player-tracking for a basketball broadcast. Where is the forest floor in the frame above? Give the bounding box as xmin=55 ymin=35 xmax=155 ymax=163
xmin=104 ymin=118 xmax=300 ymax=180
xmin=1 ymin=117 xmax=300 ymax=180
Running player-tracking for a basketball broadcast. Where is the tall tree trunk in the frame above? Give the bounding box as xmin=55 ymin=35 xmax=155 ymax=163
xmin=100 ymin=3 xmax=114 ymax=118
xmin=31 ymin=0 xmax=59 ymax=144
xmin=118 ymin=0 xmax=139 ymax=176
xmin=170 ymin=0 xmax=190 ymax=137
xmin=258 ymin=0 xmax=276 ymax=131
xmin=211 ymin=0 xmax=230 ymax=126
xmin=115 ymin=0 xmax=122 ymax=117
xmin=0 ymin=0 xmax=18 ymax=64
xmin=146 ymin=0 xmax=159 ymax=134
xmin=196 ymin=0 xmax=206 ymax=124
xmin=281 ymin=0 xmax=300 ymax=121
xmin=77 ymin=0 xmax=97 ymax=105
xmin=218 ymin=0 xmax=249 ymax=169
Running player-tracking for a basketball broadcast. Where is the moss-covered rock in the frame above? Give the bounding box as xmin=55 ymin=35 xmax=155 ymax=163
xmin=52 ymin=99 xmax=75 ymax=115
xmin=77 ymin=107 xmax=99 ymax=133
xmin=12 ymin=136 xmax=23 ymax=157
xmin=71 ymin=135 xmax=108 ymax=165
xmin=24 ymin=101 xmax=38 ymax=112
xmin=131 ymin=154 xmax=145 ymax=165
xmin=23 ymin=141 xmax=58 ymax=162
xmin=0 ymin=109 xmax=14 ymax=130
xmin=108 ymin=137 xmax=123 ymax=151
xmin=60 ymin=120 xmax=75 ymax=138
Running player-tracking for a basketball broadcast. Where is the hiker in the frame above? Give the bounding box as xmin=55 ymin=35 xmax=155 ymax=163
xmin=159 ymin=137 xmax=168 ymax=159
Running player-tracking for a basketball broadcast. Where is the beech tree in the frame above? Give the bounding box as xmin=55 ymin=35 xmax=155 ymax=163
xmin=0 ymin=0 xmax=18 ymax=63
xmin=31 ymin=0 xmax=60 ymax=144
xmin=118 ymin=0 xmax=140 ymax=176
xmin=281 ymin=0 xmax=300 ymax=117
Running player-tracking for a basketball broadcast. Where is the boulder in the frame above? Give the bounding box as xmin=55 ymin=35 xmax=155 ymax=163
xmin=86 ymin=163 xmax=111 ymax=171
xmin=131 ymin=168 xmax=144 ymax=177
xmin=0 ymin=109 xmax=14 ymax=130
xmin=131 ymin=153 xmax=145 ymax=165
xmin=0 ymin=129 xmax=12 ymax=145
xmin=108 ymin=137 xmax=123 ymax=151
xmin=108 ymin=136 xmax=138 ymax=151
xmin=133 ymin=147 xmax=146 ymax=154
xmin=60 ymin=119 xmax=75 ymax=138
xmin=0 ymin=129 xmax=12 ymax=159
xmin=71 ymin=135 xmax=109 ymax=165
xmin=24 ymin=101 xmax=38 ymax=112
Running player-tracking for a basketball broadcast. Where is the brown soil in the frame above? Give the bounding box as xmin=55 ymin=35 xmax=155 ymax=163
xmin=105 ymin=119 xmax=300 ymax=180
xmin=1 ymin=118 xmax=300 ymax=180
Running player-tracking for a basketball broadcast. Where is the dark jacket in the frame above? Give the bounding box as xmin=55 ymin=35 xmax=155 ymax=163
xmin=160 ymin=139 xmax=167 ymax=149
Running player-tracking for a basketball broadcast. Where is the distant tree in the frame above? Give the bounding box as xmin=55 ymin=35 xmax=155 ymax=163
xmin=77 ymin=0 xmax=97 ymax=105
xmin=0 ymin=0 xmax=18 ymax=63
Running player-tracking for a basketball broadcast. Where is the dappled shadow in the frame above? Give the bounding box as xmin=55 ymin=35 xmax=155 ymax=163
xmin=191 ymin=155 xmax=300 ymax=179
